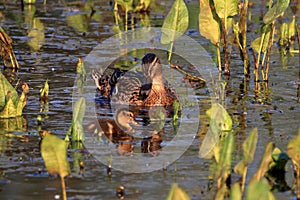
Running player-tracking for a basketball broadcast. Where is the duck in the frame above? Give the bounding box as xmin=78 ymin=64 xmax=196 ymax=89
xmin=92 ymin=53 xmax=178 ymax=108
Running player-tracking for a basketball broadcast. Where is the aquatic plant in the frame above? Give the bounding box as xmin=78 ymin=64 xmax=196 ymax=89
xmin=161 ymin=0 xmax=189 ymax=62
xmin=0 ymin=72 xmax=28 ymax=118
xmin=66 ymin=97 xmax=86 ymax=142
xmin=0 ymin=27 xmax=19 ymax=69
xmin=40 ymin=131 xmax=70 ymax=200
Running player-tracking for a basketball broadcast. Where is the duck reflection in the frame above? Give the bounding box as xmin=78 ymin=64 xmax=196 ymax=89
xmin=92 ymin=53 xmax=180 ymax=155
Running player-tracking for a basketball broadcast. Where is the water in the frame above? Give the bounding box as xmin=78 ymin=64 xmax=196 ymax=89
xmin=0 ymin=0 xmax=299 ymax=199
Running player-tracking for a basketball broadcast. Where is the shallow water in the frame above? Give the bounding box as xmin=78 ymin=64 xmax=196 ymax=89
xmin=0 ymin=0 xmax=299 ymax=199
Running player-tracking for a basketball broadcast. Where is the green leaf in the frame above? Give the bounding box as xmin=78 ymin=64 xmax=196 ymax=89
xmin=41 ymin=132 xmax=70 ymax=178
xmin=263 ymin=0 xmax=290 ymax=24
xmin=16 ymin=91 xmax=27 ymax=117
xmin=250 ymin=142 xmax=275 ymax=183
xmin=0 ymin=72 xmax=18 ymax=107
xmin=213 ymin=0 xmax=238 ymax=19
xmin=115 ymin=0 xmax=134 ymax=12
xmin=161 ymin=0 xmax=189 ymax=44
xmin=76 ymin=57 xmax=86 ymax=75
xmin=40 ymin=80 xmax=49 ymax=99
xmin=251 ymin=25 xmax=272 ymax=53
xmin=230 ymin=182 xmax=242 ymax=200
xmin=242 ymin=128 xmax=258 ymax=163
xmin=166 ymin=183 xmax=190 ymax=200
xmin=216 ymin=132 xmax=234 ymax=177
xmin=246 ymin=179 xmax=275 ymax=200
xmin=234 ymin=128 xmax=258 ymax=171
xmin=67 ymin=97 xmax=86 ymax=141
xmin=199 ymin=0 xmax=221 ymax=44
xmin=0 ymin=97 xmax=17 ymax=118
xmin=287 ymin=129 xmax=300 ymax=166
xmin=206 ymin=103 xmax=232 ymax=135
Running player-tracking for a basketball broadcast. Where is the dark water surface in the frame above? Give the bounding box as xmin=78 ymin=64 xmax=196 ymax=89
xmin=0 ymin=0 xmax=299 ymax=199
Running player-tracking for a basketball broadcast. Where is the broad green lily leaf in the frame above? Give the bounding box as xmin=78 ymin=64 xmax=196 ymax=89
xmin=41 ymin=132 xmax=70 ymax=178
xmin=40 ymin=80 xmax=49 ymax=100
xmin=0 ymin=72 xmax=18 ymax=107
xmin=199 ymin=0 xmax=220 ymax=44
xmin=263 ymin=0 xmax=290 ymax=24
xmin=161 ymin=0 xmax=189 ymax=44
xmin=246 ymin=178 xmax=275 ymax=200
xmin=166 ymin=183 xmax=190 ymax=200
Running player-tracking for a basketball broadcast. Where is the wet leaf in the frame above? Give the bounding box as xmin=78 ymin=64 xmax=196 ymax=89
xmin=41 ymin=132 xmax=70 ymax=178
xmin=246 ymin=179 xmax=275 ymax=200
xmin=0 ymin=72 xmax=18 ymax=107
xmin=199 ymin=0 xmax=220 ymax=44
xmin=263 ymin=0 xmax=290 ymax=24
xmin=161 ymin=0 xmax=189 ymax=44
xmin=115 ymin=0 xmax=134 ymax=12
xmin=166 ymin=183 xmax=190 ymax=200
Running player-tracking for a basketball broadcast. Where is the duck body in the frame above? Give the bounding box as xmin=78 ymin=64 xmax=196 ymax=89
xmin=92 ymin=53 xmax=178 ymax=108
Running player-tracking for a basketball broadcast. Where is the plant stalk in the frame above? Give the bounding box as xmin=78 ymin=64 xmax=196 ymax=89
xmin=61 ymin=176 xmax=67 ymax=200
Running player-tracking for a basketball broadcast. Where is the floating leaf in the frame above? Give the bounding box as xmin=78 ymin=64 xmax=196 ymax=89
xmin=199 ymin=0 xmax=220 ymax=44
xmin=41 ymin=132 xmax=70 ymax=178
xmin=246 ymin=178 xmax=275 ymax=200
xmin=166 ymin=183 xmax=190 ymax=200
xmin=161 ymin=0 xmax=189 ymax=44
xmin=263 ymin=0 xmax=290 ymax=24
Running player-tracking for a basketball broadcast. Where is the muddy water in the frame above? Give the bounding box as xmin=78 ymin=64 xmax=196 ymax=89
xmin=0 ymin=0 xmax=299 ymax=200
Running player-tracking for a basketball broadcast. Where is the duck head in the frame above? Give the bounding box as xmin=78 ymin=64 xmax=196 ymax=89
xmin=142 ymin=53 xmax=163 ymax=85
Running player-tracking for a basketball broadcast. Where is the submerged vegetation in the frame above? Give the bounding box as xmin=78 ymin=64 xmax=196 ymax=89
xmin=0 ymin=0 xmax=299 ymax=199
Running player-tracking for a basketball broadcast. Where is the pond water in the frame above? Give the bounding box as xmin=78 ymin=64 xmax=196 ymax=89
xmin=0 ymin=0 xmax=299 ymax=199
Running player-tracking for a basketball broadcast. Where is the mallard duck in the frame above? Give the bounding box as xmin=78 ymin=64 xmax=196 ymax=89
xmin=92 ymin=53 xmax=178 ymax=108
